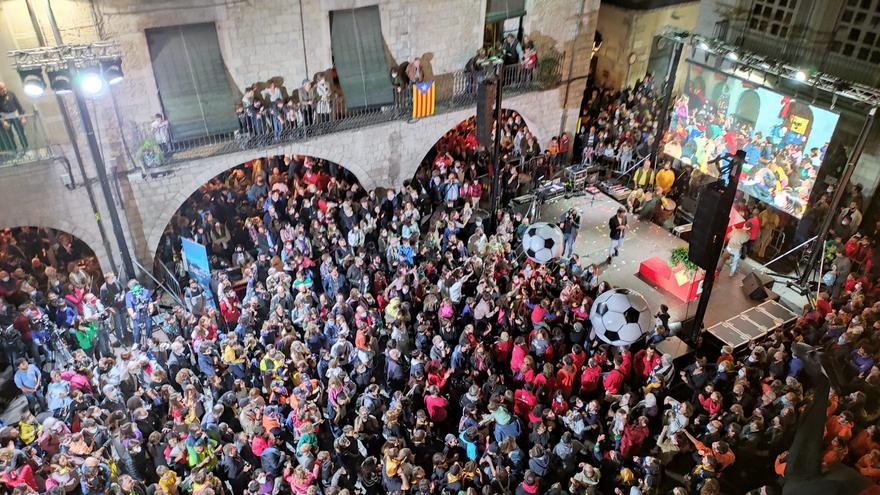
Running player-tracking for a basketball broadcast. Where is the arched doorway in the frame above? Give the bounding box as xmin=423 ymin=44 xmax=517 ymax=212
xmin=0 ymin=226 xmax=102 ymax=302
xmin=410 ymin=109 xmax=534 ymax=207
xmin=734 ymin=89 xmax=761 ymax=128
xmin=153 ymin=154 xmax=365 ymax=298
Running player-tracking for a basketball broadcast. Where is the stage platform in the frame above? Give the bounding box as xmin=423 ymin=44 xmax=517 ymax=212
xmin=539 ymin=192 xmax=803 ymax=329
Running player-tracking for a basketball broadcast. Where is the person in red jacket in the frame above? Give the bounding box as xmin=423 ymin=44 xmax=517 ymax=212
xmin=424 ymin=385 xmax=449 ymax=423
xmin=514 ymin=383 xmax=538 ymax=417
xmin=556 ymin=357 xmax=577 ymax=398
xmin=603 ymin=358 xmax=626 ymax=396
xmin=219 ymin=287 xmax=241 ymax=328
xmin=619 ymin=350 xmax=633 ymax=379
xmin=580 ymin=359 xmax=602 ymax=394
xmin=698 ymin=390 xmax=723 ymax=418
xmin=493 ymin=332 xmax=513 ymax=363
xmin=634 ymin=346 xmax=662 ymax=381
xmin=620 ymin=415 xmax=650 ymax=458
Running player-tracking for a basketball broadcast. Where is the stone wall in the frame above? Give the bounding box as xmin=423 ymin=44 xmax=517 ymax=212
xmin=594 ymin=2 xmax=700 ymax=90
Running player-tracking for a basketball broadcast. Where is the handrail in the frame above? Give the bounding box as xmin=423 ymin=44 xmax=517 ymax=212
xmin=0 ymin=111 xmax=61 ymax=166
xmin=127 ymin=54 xmax=565 ymax=169
xmin=618 ymin=155 xmax=650 ymax=176
xmin=131 ymin=256 xmax=185 ymax=307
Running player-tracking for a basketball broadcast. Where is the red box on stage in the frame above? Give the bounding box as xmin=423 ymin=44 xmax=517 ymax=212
xmin=639 ymin=256 xmax=704 ymax=303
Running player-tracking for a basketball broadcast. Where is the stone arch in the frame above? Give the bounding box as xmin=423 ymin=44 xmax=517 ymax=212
xmin=144 ymin=152 xmax=366 ymax=263
xmin=410 ymin=108 xmax=540 ymax=184
xmin=138 ymin=143 xmax=378 ymax=263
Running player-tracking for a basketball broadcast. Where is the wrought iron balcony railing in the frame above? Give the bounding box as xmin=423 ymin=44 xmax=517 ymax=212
xmin=0 ymin=112 xmax=62 ymax=167
xmin=127 ymin=54 xmax=564 ymax=170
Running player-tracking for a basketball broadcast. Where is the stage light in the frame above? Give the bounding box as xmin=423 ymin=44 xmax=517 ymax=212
xmin=726 ymin=51 xmax=739 ymax=61
xmin=77 ymin=69 xmax=104 ymax=95
xmin=101 ymin=58 xmax=124 ymax=85
xmin=698 ymin=41 xmax=710 ymax=51
xmin=18 ymin=68 xmax=46 ymax=98
xmin=46 ymin=67 xmax=73 ymax=94
xmin=794 ymin=70 xmax=808 ymax=82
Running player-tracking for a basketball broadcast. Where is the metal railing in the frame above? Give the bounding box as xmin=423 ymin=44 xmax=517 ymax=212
xmin=128 ymin=55 xmax=564 ymax=169
xmin=0 ymin=112 xmax=61 ymax=166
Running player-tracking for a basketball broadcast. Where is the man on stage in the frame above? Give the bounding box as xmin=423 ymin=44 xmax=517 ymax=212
xmin=607 ymin=207 xmax=628 ymax=264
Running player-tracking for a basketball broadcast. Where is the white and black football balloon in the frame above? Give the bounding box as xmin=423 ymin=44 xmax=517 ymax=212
xmin=589 ymin=288 xmax=652 ymax=346
xmin=521 ymin=222 xmax=564 ymax=264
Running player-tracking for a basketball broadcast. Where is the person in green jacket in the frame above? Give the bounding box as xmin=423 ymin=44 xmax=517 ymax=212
xmin=73 ymin=318 xmax=97 ymax=359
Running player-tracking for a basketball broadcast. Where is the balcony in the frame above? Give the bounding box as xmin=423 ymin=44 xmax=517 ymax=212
xmin=0 ymin=112 xmax=63 ymax=167
xmin=125 ymin=55 xmax=563 ymax=170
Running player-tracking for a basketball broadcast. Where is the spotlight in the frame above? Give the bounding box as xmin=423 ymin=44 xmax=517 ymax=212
xmin=101 ymin=58 xmax=124 ymax=85
xmin=18 ymin=68 xmax=46 ymax=98
xmin=46 ymin=67 xmax=73 ymax=94
xmin=77 ymin=68 xmax=104 ymax=95
xmin=794 ymin=70 xmax=807 ymax=82
xmin=726 ymin=51 xmax=739 ymax=61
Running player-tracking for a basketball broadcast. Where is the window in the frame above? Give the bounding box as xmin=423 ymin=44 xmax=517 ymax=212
xmin=484 ymin=0 xmax=525 ymax=48
xmin=330 ymin=6 xmax=393 ymax=108
xmin=746 ymin=0 xmax=797 ymax=40
xmin=833 ymin=0 xmax=880 ymax=64
xmin=145 ymin=23 xmax=239 ymax=140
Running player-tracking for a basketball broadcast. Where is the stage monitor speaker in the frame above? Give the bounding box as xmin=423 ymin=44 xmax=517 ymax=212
xmin=688 ymin=184 xmax=728 ymax=270
xmin=476 ymin=79 xmax=496 ymax=148
xmin=741 ymin=272 xmax=770 ymax=301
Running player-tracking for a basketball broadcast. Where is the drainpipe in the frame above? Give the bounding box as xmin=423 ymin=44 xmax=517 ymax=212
xmin=557 ymin=0 xmax=587 ymax=139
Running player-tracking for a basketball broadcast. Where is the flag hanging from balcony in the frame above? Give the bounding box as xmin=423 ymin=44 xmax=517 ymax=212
xmin=412 ymin=81 xmax=435 ymax=119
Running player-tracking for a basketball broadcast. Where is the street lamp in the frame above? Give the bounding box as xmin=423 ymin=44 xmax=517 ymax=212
xmin=9 ymin=42 xmax=135 ymax=280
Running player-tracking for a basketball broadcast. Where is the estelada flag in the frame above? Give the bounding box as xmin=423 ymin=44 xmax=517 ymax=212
xmin=412 ymin=81 xmax=435 ymax=119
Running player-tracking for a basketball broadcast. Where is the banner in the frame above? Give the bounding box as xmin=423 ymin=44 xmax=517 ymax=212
xmin=180 ymin=237 xmax=216 ymax=309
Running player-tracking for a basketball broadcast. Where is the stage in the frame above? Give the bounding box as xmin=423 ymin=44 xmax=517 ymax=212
xmin=538 ymin=192 xmax=805 ymax=329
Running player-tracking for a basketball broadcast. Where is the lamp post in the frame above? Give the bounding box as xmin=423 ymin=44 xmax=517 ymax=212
xmin=9 ymin=42 xmax=135 ymax=280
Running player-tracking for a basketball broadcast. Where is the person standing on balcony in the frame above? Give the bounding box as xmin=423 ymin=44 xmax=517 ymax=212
xmin=298 ymin=80 xmax=315 ymax=127
xmin=316 ymin=74 xmax=332 ymax=124
xmin=520 ymin=45 xmax=537 ymax=82
xmin=502 ymin=34 xmax=522 ymax=66
xmin=0 ymin=81 xmax=28 ymax=153
xmin=406 ymin=58 xmax=424 ymax=84
xmin=261 ymin=80 xmax=283 ymax=104
xmin=150 ymin=113 xmax=171 ymax=154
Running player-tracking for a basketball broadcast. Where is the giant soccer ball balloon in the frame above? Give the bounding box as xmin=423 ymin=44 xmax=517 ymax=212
xmin=589 ymin=288 xmax=652 ymax=346
xmin=521 ymin=222 xmax=564 ymax=264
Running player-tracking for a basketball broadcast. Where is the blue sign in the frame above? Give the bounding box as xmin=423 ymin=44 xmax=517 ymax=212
xmin=180 ymin=237 xmax=216 ymax=309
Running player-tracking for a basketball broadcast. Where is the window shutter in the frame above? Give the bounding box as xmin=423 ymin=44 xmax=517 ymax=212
xmin=146 ymin=23 xmax=239 ymax=140
xmin=486 ymin=0 xmax=526 ymax=23
xmin=331 ymin=6 xmax=394 ymax=108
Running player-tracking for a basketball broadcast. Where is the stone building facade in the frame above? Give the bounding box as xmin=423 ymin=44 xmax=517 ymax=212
xmin=0 ymin=0 xmax=599 ymax=274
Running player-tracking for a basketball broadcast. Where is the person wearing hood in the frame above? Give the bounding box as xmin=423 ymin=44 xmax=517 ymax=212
xmin=516 ymin=469 xmax=541 ymax=495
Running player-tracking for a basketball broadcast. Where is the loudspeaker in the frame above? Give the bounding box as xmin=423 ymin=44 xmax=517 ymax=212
xmin=741 ymin=271 xmax=771 ymax=301
xmin=476 ymin=79 xmax=496 ymax=148
xmin=688 ymin=183 xmax=728 ymax=269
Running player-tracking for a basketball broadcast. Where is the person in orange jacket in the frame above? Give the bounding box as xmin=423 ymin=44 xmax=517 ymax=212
xmin=825 ymin=411 xmax=854 ymax=445
xmin=857 ymin=450 xmax=880 ymax=482
xmin=852 ymin=425 xmax=880 ymax=460
xmin=822 ymin=436 xmax=849 ymax=466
